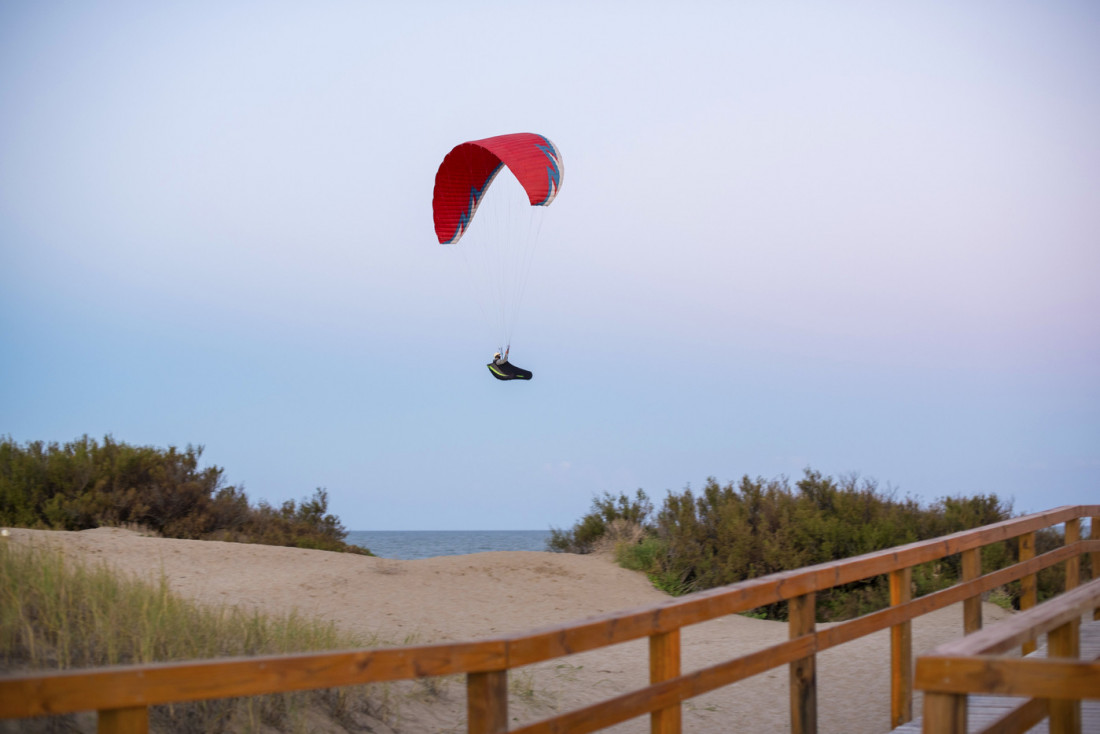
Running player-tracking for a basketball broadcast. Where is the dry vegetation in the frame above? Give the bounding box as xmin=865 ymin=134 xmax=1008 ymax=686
xmin=0 ymin=539 xmax=388 ymax=733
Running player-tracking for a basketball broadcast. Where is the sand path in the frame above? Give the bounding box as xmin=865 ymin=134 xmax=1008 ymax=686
xmin=8 ymin=527 xmax=1015 ymax=733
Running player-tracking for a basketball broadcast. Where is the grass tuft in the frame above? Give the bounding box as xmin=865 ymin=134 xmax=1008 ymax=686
xmin=0 ymin=540 xmax=387 ymax=733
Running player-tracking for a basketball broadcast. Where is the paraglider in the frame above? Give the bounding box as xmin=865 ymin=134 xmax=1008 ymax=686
xmin=487 ymin=346 xmax=533 ymax=381
xmin=432 ymin=133 xmax=563 ymax=381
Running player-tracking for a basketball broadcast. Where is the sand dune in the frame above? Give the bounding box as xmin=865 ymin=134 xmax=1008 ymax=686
xmin=8 ymin=527 xmax=1015 ymax=733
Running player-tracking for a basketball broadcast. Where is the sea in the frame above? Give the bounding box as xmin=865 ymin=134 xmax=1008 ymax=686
xmin=345 ymin=529 xmax=553 ymax=560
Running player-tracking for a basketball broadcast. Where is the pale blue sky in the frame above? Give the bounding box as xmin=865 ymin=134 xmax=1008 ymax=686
xmin=2 ymin=2 xmax=1097 ymax=530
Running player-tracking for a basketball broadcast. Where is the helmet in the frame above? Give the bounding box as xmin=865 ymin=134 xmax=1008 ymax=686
xmin=494 ymin=352 xmax=501 ymax=359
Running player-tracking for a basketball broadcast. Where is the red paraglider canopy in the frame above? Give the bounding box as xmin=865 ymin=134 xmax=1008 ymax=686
xmin=432 ymin=133 xmax=563 ymax=244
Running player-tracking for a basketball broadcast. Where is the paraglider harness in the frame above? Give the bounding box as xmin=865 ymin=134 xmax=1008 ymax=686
xmin=487 ymin=346 xmax=532 ymax=381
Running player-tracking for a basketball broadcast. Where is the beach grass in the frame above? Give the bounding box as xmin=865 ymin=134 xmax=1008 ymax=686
xmin=0 ymin=538 xmax=384 ymax=733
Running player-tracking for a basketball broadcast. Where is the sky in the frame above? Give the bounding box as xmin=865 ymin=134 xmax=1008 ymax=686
xmin=1 ymin=2 xmax=1097 ymax=531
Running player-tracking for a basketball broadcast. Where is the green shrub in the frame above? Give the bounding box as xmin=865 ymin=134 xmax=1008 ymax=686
xmin=0 ymin=436 xmax=371 ymax=556
xmin=552 ymin=469 xmax=1021 ymax=621
xmin=615 ymin=535 xmax=664 ymax=572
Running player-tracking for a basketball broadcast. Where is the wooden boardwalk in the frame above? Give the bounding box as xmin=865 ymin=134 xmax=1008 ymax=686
xmin=893 ymin=619 xmax=1100 ymax=734
xmin=2 ymin=505 xmax=1096 ymax=734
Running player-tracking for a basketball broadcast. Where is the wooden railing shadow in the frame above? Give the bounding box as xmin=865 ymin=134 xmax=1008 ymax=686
xmin=1 ymin=505 xmax=1098 ymax=734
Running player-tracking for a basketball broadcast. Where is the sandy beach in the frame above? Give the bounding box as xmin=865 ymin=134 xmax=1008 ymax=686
xmin=7 ymin=527 xmax=1016 ymax=733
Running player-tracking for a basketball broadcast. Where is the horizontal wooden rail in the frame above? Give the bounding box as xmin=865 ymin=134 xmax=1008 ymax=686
xmin=920 ymin=577 xmax=1100 ymax=659
xmin=1 ymin=504 xmax=1097 ymax=734
xmin=917 ymin=657 xmax=1100 ymax=699
xmin=0 ymin=641 xmax=509 ymax=717
xmin=510 ymin=636 xmax=818 ymax=734
xmin=505 ymin=518 xmax=1100 ymax=668
xmin=817 ymin=542 xmax=1093 ymax=653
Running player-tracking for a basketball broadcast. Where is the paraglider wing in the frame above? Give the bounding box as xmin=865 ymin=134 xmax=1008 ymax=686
xmin=433 ymin=133 xmax=563 ymax=245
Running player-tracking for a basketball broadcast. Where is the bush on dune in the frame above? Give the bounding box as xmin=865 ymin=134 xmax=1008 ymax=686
xmin=547 ymin=489 xmax=652 ymax=554
xmin=0 ymin=436 xmax=370 ymax=555
xmin=548 ymin=469 xmax=1066 ymax=621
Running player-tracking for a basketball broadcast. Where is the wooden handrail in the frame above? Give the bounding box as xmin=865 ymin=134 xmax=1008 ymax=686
xmin=915 ymin=577 xmax=1100 ymax=734
xmin=510 ymin=635 xmax=819 ymax=734
xmin=921 ymin=578 xmax=1100 ymax=659
xmin=2 ymin=504 xmax=1097 ymax=734
xmin=504 ymin=507 xmax=1098 ymax=667
xmin=917 ymin=657 xmax=1100 ymax=700
xmin=0 ymin=641 xmax=510 ymax=715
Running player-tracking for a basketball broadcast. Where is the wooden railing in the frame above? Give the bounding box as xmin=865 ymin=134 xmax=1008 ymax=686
xmin=1 ymin=505 xmax=1098 ymax=734
xmin=915 ymin=577 xmax=1100 ymax=734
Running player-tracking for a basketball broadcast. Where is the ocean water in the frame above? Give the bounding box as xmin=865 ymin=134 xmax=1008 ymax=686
xmin=345 ymin=529 xmax=553 ymax=560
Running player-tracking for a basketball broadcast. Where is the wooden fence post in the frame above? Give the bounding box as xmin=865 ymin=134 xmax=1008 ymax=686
xmin=1020 ymin=531 xmax=1037 ymax=655
xmin=468 ymin=670 xmax=508 ymax=734
xmin=1065 ymin=518 xmax=1081 ymax=592
xmin=889 ymin=567 xmax=913 ymax=727
xmin=1091 ymin=516 xmax=1099 ymax=620
xmin=1047 ymin=619 xmax=1081 ymax=734
xmin=922 ymin=692 xmax=966 ymax=734
xmin=789 ymin=592 xmax=816 ymax=734
xmin=98 ymin=706 xmax=148 ymax=734
xmin=649 ymin=629 xmax=682 ymax=734
xmin=961 ymin=547 xmax=982 ymax=635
